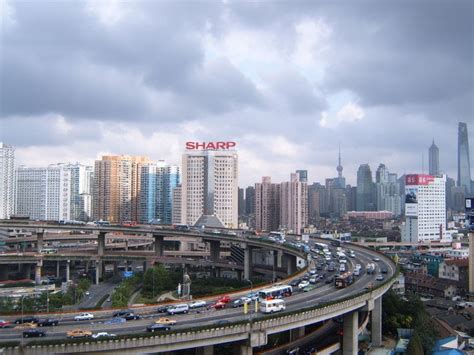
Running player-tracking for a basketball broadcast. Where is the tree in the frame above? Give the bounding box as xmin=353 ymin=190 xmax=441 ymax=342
xmin=142 ymin=265 xmax=172 ymax=299
xmin=406 ymin=332 xmax=424 ymax=355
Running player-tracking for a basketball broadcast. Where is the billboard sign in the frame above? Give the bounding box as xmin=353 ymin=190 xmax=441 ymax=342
xmin=405 ymin=186 xmax=418 ymax=217
xmin=185 ymin=141 xmax=237 ymax=150
xmin=405 ymin=174 xmax=434 ymax=186
xmin=466 ymin=198 xmax=474 ymax=230
xmin=123 ymin=271 xmax=134 ymax=279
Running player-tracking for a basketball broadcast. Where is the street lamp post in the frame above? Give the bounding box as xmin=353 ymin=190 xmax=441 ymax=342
xmin=246 ymin=279 xmax=253 ymax=322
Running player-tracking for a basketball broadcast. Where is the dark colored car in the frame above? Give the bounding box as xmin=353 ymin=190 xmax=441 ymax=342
xmin=37 ymin=319 xmax=59 ymax=327
xmin=123 ymin=313 xmax=141 ymax=321
xmin=215 ymin=320 xmax=230 ymax=326
xmin=289 ymin=279 xmax=301 ymax=287
xmin=381 ymin=268 xmax=388 ymax=274
xmin=15 ymin=317 xmax=39 ymax=324
xmin=156 ymin=306 xmax=170 ymax=313
xmin=23 ymin=329 xmax=46 ymax=338
xmin=113 ymin=310 xmax=133 ymax=318
xmin=147 ymin=323 xmax=171 ymax=332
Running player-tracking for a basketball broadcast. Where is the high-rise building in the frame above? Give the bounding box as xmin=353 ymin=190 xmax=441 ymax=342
xmin=181 ymin=150 xmax=238 ymax=228
xmin=171 ymin=185 xmax=182 ymax=225
xmin=308 ymin=183 xmax=325 ymax=222
xmin=238 ymin=188 xmax=245 ymax=218
xmin=429 ymin=140 xmax=440 ymax=176
xmin=255 ymin=177 xmax=281 ymax=232
xmin=280 ymin=172 xmax=308 ymax=233
xmin=357 ymin=164 xmax=376 ymax=211
xmin=139 ymin=162 xmax=180 ymax=224
xmin=15 ymin=164 xmax=72 ymax=221
xmin=296 ymin=170 xmax=308 ymax=183
xmin=402 ymin=174 xmax=446 ymax=242
xmin=458 ymin=122 xmax=471 ymax=195
xmin=375 ymin=164 xmax=401 ymax=216
xmin=93 ymin=155 xmax=152 ymax=223
xmin=0 ymin=143 xmax=15 ymax=219
xmin=67 ymin=163 xmax=93 ymax=221
xmin=245 ymin=186 xmax=255 ymax=215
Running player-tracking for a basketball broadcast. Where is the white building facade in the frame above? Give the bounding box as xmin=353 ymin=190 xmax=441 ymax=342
xmin=280 ymin=172 xmax=308 ymax=234
xmin=402 ymin=174 xmax=446 ymax=242
xmin=181 ymin=149 xmax=238 ymax=228
xmin=0 ymin=143 xmax=15 ymax=219
xmin=15 ymin=164 xmax=72 ymax=221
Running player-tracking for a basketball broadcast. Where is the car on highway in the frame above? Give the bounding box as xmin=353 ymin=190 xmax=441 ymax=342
xmin=0 ymin=320 xmax=11 ymax=328
xmin=156 ymin=305 xmax=171 ymax=313
xmin=15 ymin=322 xmax=37 ymax=329
xmin=381 ymin=268 xmax=388 ymax=274
xmin=155 ymin=317 xmax=176 ymax=325
xmin=167 ymin=304 xmax=189 ymax=315
xmin=123 ymin=312 xmax=141 ymax=321
xmin=105 ymin=317 xmax=126 ymax=325
xmin=298 ymin=280 xmax=310 ymax=289
xmin=214 ymin=319 xmax=230 ymax=326
xmin=67 ymin=329 xmax=92 ymax=338
xmin=14 ymin=316 xmax=39 ymax=324
xmin=376 ymin=274 xmax=384 ymax=281
xmin=37 ymin=319 xmax=59 ymax=327
xmin=233 ymin=297 xmax=251 ymax=308
xmin=309 ymin=269 xmax=317 ymax=275
xmin=23 ymin=329 xmax=45 ymax=338
xmin=246 ymin=292 xmax=259 ymax=301
xmin=372 ymin=257 xmax=380 ymax=262
xmin=92 ymin=332 xmax=117 ymax=339
xmin=209 ymin=301 xmax=226 ymax=310
xmin=147 ymin=323 xmax=171 ymax=332
xmin=290 ymin=279 xmax=302 ymax=287
xmin=217 ymin=295 xmax=231 ymax=304
xmin=303 ymin=285 xmax=317 ymax=292
xmin=74 ymin=312 xmax=94 ymax=321
xmin=309 ymin=276 xmax=317 ymax=284
xmin=113 ymin=310 xmax=133 ymax=318
xmin=85 ymin=291 xmax=90 ymax=296
xmin=189 ymin=300 xmax=207 ymax=309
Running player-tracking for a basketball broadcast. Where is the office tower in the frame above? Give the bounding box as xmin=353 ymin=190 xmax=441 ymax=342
xmin=402 ymin=174 xmax=446 ymax=242
xmin=93 ymin=155 xmax=152 ymax=223
xmin=375 ymin=164 xmax=401 ymax=216
xmin=181 ymin=150 xmax=238 ymax=228
xmin=67 ymin=163 xmax=93 ymax=221
xmin=238 ymin=188 xmax=245 ymax=218
xmin=255 ymin=177 xmax=281 ymax=232
xmin=429 ymin=140 xmax=440 ymax=176
xmin=171 ymin=185 xmax=182 ymax=224
xmin=458 ymin=122 xmax=472 ymax=195
xmin=280 ymin=173 xmax=308 ymax=233
xmin=325 ymin=178 xmax=346 ymax=218
xmin=0 ymin=143 xmax=15 ymax=219
xmin=139 ymin=162 xmax=180 ymax=224
xmin=357 ymin=164 xmax=376 ymax=211
xmin=15 ymin=164 xmax=72 ymax=221
xmin=245 ymin=186 xmax=255 ymax=215
xmin=346 ymin=185 xmax=357 ymax=212
xmin=308 ymin=183 xmax=325 ymax=222
xmin=296 ymin=170 xmax=308 ymax=183
xmin=445 ymin=177 xmax=456 ymax=211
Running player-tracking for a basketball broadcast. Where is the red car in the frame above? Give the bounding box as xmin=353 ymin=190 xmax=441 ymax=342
xmin=217 ymin=295 xmax=231 ymax=304
xmin=210 ymin=302 xmax=226 ymax=310
xmin=0 ymin=320 xmax=11 ymax=328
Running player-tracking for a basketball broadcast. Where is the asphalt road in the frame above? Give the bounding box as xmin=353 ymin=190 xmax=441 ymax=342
xmin=74 ymin=282 xmax=118 ymax=310
xmin=0 ymin=244 xmax=395 ymax=342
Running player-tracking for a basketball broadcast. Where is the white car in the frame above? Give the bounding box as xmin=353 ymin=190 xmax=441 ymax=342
xmin=189 ymin=300 xmax=207 ymax=309
xmin=92 ymin=332 xmax=116 ymax=339
xmin=74 ymin=313 xmax=94 ymax=321
xmin=298 ymin=281 xmax=310 ymax=289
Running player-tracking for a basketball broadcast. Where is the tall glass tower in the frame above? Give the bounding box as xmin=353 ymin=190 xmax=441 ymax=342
xmin=457 ymin=122 xmax=471 ymax=195
xmin=429 ymin=140 xmax=439 ymax=176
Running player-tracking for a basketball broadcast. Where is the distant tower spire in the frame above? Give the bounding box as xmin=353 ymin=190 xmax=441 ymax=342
xmin=337 ymin=144 xmax=343 ymax=178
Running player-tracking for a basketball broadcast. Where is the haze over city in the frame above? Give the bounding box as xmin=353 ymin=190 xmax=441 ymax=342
xmin=1 ymin=0 xmax=473 ymax=186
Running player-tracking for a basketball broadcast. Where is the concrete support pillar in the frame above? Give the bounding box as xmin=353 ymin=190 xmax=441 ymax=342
xmin=36 ymin=229 xmax=44 ymax=252
xmin=286 ymin=254 xmax=296 ymax=275
xmin=244 ymin=247 xmax=253 ymax=281
xmin=209 ymin=241 xmax=220 ymax=262
xmin=142 ymin=261 xmax=148 ymax=273
xmin=113 ymin=262 xmax=119 ymax=275
xmin=196 ymin=345 xmax=213 ymax=355
xmin=22 ymin=264 xmax=32 ymax=279
xmin=98 ymin=231 xmax=106 ymax=256
xmin=66 ymin=260 xmax=70 ymax=282
xmin=153 ymin=235 xmax=164 ymax=257
xmin=85 ymin=260 xmax=89 ymax=273
xmin=239 ymin=345 xmax=252 ymax=355
xmin=95 ymin=260 xmax=102 ymax=285
xmin=56 ymin=261 xmax=60 ymax=278
xmin=343 ymin=311 xmax=358 ymax=355
xmin=274 ymin=250 xmax=283 ymax=269
xmin=35 ymin=262 xmax=42 ymax=285
xmin=372 ymin=297 xmax=382 ymax=347
xmin=290 ymin=326 xmax=305 ymax=341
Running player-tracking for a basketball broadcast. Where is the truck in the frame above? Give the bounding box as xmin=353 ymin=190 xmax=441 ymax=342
xmin=366 ymin=263 xmax=376 ymax=275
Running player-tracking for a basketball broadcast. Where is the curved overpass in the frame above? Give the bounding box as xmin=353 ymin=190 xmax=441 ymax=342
xmin=0 ymin=223 xmax=397 ymax=354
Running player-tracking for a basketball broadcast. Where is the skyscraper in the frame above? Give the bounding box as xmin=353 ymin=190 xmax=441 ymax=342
xmin=296 ymin=170 xmax=308 ymax=183
xmin=458 ymin=122 xmax=472 ymax=195
xmin=356 ymin=164 xmax=375 ymax=211
xmin=181 ymin=150 xmax=238 ymax=228
xmin=255 ymin=177 xmax=281 ymax=232
xmin=245 ymin=186 xmax=255 ymax=215
xmin=375 ymin=164 xmax=401 ymax=216
xmin=67 ymin=163 xmax=93 ymax=221
xmin=15 ymin=164 xmax=72 ymax=221
xmin=0 ymin=143 xmax=15 ymax=219
xmin=429 ymin=140 xmax=440 ymax=176
xmin=93 ymin=155 xmax=152 ymax=223
xmin=280 ymin=172 xmax=308 ymax=233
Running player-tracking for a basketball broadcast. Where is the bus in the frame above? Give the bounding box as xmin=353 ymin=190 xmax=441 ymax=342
xmin=336 ymin=251 xmax=346 ymax=260
xmin=258 ymin=285 xmax=292 ymax=301
xmin=314 ymin=242 xmax=328 ymax=250
xmin=260 ymin=299 xmax=286 ymax=314
xmin=40 ymin=248 xmax=58 ymax=254
xmin=95 ymin=220 xmax=110 ymax=226
xmin=335 ymin=272 xmax=354 ymax=288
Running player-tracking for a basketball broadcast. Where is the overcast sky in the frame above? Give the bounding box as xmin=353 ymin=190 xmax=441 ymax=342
xmin=1 ymin=0 xmax=473 ymax=186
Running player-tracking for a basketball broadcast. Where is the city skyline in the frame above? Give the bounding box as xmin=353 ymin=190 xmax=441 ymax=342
xmin=1 ymin=1 xmax=473 ymax=187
